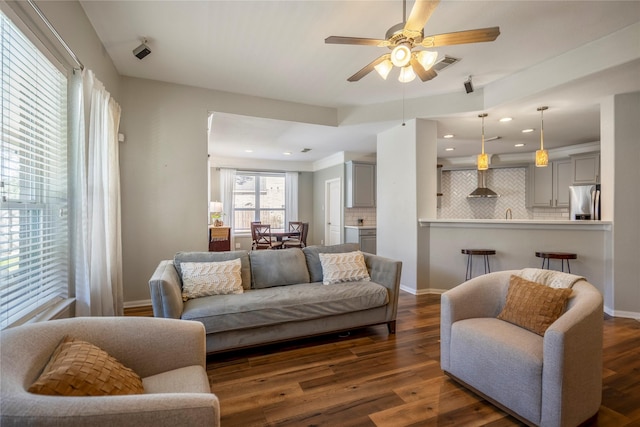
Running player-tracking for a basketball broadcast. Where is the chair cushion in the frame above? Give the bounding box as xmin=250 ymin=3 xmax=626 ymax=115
xmin=249 ymin=248 xmax=310 ymax=289
xmin=319 ymin=251 xmax=370 ymax=285
xmin=180 ymin=259 xmax=243 ymax=301
xmin=28 ymin=336 xmax=144 ymax=396
xmin=497 ymin=275 xmax=572 ymax=336
xmin=142 ymin=365 xmax=210 ymax=394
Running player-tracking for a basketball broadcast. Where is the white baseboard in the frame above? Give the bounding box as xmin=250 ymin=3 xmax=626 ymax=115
xmin=400 ymin=285 xmax=447 ymax=296
xmin=124 ymin=299 xmax=152 ymax=308
xmin=604 ymin=305 xmax=640 ymax=320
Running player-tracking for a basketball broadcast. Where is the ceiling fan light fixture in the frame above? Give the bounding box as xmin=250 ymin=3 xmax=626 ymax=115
xmin=391 ymin=44 xmax=411 ymax=67
xmin=416 ymin=50 xmax=438 ymax=70
xmin=398 ymin=65 xmax=416 ymax=83
xmin=374 ymin=59 xmax=394 ymax=80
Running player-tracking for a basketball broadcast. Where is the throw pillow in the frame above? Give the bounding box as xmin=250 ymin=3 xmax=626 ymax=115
xmin=319 ymin=250 xmax=370 ymax=285
xmin=181 ymin=258 xmax=243 ymax=301
xmin=497 ymin=275 xmax=573 ymax=336
xmin=28 ymin=336 xmax=144 ymax=396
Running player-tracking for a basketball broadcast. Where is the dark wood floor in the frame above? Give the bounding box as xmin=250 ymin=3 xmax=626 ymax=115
xmin=126 ymin=293 xmax=640 ymax=426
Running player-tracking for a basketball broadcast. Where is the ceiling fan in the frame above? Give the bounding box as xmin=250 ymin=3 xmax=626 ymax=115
xmin=325 ymin=0 xmax=500 ymax=82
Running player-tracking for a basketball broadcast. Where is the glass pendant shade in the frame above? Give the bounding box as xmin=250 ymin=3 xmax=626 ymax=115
xmin=535 ymin=149 xmax=549 ymax=167
xmin=536 ymin=106 xmax=549 ymax=167
xmin=374 ymin=59 xmax=393 ymax=80
xmin=398 ymin=66 xmax=416 ymax=83
xmin=391 ymin=44 xmax=411 ymax=67
xmin=417 ymin=50 xmax=438 ymax=70
xmin=477 ymin=153 xmax=489 ymax=170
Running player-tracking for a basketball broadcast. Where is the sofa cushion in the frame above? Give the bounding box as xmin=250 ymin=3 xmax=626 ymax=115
xmin=28 ymin=336 xmax=144 ymax=396
xmin=181 ymin=259 xmax=243 ymax=301
xmin=174 ymin=251 xmax=251 ymax=290
xmin=319 ymin=251 xmax=370 ymax=285
xmin=449 ymin=317 xmax=543 ymax=424
xmin=497 ymin=275 xmax=572 ymax=336
xmin=182 ymin=281 xmax=388 ymax=333
xmin=303 ymin=243 xmax=361 ymax=283
xmin=249 ymin=248 xmax=310 ymax=289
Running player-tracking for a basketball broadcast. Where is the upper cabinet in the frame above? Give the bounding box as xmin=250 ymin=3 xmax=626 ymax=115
xmin=345 ymin=161 xmax=376 ymax=208
xmin=528 ymin=160 xmax=571 ymax=207
xmin=571 ymin=152 xmax=600 ymax=184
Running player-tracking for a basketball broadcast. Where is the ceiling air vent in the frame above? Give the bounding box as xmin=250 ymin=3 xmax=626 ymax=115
xmin=301 ymin=148 xmax=311 ymax=153
xmin=433 ymin=55 xmax=460 ymax=72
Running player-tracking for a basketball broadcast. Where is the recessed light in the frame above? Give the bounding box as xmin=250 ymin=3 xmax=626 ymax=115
xmin=499 ymin=117 xmax=512 ymax=122
xmin=443 ymin=134 xmax=454 ymax=139
xmin=515 ymin=143 xmax=525 ymax=147
xmin=283 ymin=152 xmax=291 ymax=156
xmin=522 ymin=128 xmax=534 ymax=133
xmin=445 ymin=148 xmax=455 ymax=151
xmin=244 ymin=149 xmax=253 ymax=153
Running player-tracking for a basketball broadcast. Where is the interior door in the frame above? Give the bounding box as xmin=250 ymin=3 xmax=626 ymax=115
xmin=325 ymin=178 xmax=341 ymax=245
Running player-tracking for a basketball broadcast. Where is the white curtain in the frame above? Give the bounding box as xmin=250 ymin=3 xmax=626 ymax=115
xmin=219 ymin=168 xmax=236 ymax=246
xmin=73 ymin=69 xmax=123 ymax=316
xmin=285 ymin=171 xmax=299 ymax=223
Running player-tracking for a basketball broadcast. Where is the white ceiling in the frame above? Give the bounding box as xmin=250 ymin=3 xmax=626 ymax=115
xmin=80 ymin=1 xmax=640 ymax=163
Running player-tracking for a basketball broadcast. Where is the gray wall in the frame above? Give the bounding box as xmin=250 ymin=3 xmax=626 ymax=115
xmin=312 ymin=164 xmax=343 ymax=246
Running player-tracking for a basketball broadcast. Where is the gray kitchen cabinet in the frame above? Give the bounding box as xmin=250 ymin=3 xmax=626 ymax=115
xmin=345 ymin=227 xmax=376 ymax=254
xmin=345 ymin=161 xmax=376 ymax=208
xmin=571 ymin=152 xmax=600 ymax=184
xmin=528 ymin=160 xmax=571 ymax=207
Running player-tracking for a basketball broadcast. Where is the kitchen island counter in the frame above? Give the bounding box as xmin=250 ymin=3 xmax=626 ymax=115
xmin=417 ymin=218 xmax=610 ymax=303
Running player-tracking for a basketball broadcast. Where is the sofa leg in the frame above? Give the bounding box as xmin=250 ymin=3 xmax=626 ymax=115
xmin=387 ymin=320 xmax=396 ymax=334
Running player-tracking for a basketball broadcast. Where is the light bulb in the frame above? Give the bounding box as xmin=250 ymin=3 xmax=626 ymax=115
xmin=391 ymin=44 xmax=411 ymax=67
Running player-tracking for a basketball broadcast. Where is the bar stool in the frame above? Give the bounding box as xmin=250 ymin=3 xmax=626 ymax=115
xmin=461 ymin=249 xmax=496 ymax=280
xmin=535 ymin=251 xmax=577 ymax=273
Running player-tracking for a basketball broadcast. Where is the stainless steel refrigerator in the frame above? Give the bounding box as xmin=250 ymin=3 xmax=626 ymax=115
xmin=569 ymin=185 xmax=601 ymax=220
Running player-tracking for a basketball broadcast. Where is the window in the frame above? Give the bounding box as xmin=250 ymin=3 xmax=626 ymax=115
xmin=233 ymin=172 xmax=285 ymax=233
xmin=0 ymin=11 xmax=69 ymax=329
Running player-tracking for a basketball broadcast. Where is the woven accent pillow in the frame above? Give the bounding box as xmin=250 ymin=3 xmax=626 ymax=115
xmin=497 ymin=275 xmax=573 ymax=336
xmin=28 ymin=336 xmax=144 ymax=396
xmin=181 ymin=258 xmax=243 ymax=301
xmin=319 ymin=250 xmax=370 ymax=285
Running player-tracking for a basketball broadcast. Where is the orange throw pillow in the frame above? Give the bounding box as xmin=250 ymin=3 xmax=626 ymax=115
xmin=29 ymin=335 xmax=144 ymax=396
xmin=497 ymin=275 xmax=572 ymax=336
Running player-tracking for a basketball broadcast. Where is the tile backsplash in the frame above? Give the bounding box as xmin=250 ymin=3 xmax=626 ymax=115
xmin=437 ymin=167 xmax=568 ymax=220
xmin=345 ymin=207 xmax=376 ymax=226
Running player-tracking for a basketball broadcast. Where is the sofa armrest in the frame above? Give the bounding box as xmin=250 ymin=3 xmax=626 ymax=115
xmin=364 ymin=253 xmax=402 ymax=321
xmin=541 ymin=280 xmax=603 ymax=427
xmin=149 ymin=260 xmax=184 ymax=319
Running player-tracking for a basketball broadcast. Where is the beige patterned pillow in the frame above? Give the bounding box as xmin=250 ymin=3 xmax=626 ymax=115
xmin=319 ymin=251 xmax=370 ymax=285
xmin=181 ymin=258 xmax=243 ymax=301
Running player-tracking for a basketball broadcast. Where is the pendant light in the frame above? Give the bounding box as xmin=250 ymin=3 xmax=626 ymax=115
xmin=536 ymin=106 xmax=549 ymax=167
xmin=477 ymin=113 xmax=489 ymax=170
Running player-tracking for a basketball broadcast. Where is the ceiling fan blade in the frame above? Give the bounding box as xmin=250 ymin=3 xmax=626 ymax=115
xmin=404 ymin=0 xmax=440 ymax=37
xmin=347 ymin=54 xmax=390 ymax=82
xmin=325 ymin=36 xmax=386 ymax=46
xmin=421 ymin=27 xmax=500 ymax=47
xmin=410 ymin=58 xmax=438 ymax=82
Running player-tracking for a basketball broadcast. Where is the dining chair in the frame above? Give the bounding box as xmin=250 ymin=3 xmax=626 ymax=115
xmin=252 ymin=223 xmax=282 ymax=250
xmin=283 ymin=222 xmax=309 ymax=248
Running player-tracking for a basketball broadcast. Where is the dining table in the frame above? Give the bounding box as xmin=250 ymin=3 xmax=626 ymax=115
xmin=270 ymin=229 xmax=300 ymax=242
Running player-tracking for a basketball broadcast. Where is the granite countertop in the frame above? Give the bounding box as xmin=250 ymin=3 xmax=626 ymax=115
xmin=344 ymin=225 xmax=377 ymax=230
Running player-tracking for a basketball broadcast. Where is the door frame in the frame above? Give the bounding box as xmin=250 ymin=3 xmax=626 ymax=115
xmin=324 ymin=178 xmax=342 ymax=245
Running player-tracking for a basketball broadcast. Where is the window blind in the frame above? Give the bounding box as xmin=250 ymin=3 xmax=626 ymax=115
xmin=0 ymin=11 xmax=69 ymax=329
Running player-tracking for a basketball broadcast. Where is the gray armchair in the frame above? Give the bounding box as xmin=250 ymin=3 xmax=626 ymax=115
xmin=440 ymin=270 xmax=603 ymax=427
xmin=1 ymin=316 xmax=219 ymax=426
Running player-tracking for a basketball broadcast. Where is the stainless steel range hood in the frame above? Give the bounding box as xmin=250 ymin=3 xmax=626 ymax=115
xmin=468 ymin=170 xmax=499 ymax=198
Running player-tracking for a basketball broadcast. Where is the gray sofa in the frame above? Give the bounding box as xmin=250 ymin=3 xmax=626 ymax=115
xmin=149 ymin=244 xmax=402 ymax=354
xmin=441 ymin=270 xmax=603 ymax=427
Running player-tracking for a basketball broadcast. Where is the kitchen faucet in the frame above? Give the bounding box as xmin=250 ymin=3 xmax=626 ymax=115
xmin=505 ymin=208 xmax=513 ymax=220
